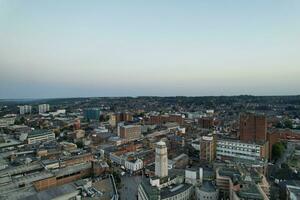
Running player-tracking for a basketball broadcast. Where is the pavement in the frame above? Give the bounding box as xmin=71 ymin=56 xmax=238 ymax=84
xmin=119 ymin=175 xmax=142 ymax=200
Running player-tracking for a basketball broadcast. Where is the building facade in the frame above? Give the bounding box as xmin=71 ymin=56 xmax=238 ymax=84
xmin=38 ymin=104 xmax=50 ymax=114
xmin=19 ymin=105 xmax=32 ymax=115
xmin=199 ymin=136 xmax=216 ymax=162
xmin=125 ymin=159 xmax=143 ymax=172
xmin=83 ymin=108 xmax=101 ymax=121
xmin=119 ymin=125 xmax=141 ymax=140
xmin=239 ymin=113 xmax=267 ymax=143
xmin=27 ymin=130 xmax=55 ymax=144
xmin=155 ymin=141 xmax=168 ymax=178
xmin=216 ymin=139 xmax=268 ymax=162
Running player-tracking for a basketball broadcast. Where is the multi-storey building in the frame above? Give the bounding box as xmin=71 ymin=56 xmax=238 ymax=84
xmin=149 ymin=114 xmax=184 ymax=125
xmin=27 ymin=130 xmax=55 ymax=144
xmin=199 ymin=136 xmax=216 ymax=163
xmin=38 ymin=104 xmax=50 ymax=114
xmin=216 ymin=139 xmax=268 ymax=162
xmin=239 ymin=113 xmax=267 ymax=143
xmin=83 ymin=108 xmax=101 ymax=121
xmin=125 ymin=158 xmax=143 ymax=172
xmin=155 ymin=141 xmax=168 ymax=178
xmin=119 ymin=125 xmax=141 ymax=141
xmin=19 ymin=105 xmax=32 ymax=115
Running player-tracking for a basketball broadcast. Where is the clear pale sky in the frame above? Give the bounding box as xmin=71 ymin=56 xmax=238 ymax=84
xmin=0 ymin=0 xmax=299 ymax=98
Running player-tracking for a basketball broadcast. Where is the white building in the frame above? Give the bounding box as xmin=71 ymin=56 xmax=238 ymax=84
xmin=125 ymin=159 xmax=143 ymax=172
xmin=38 ymin=104 xmax=50 ymax=114
xmin=0 ymin=115 xmax=16 ymax=128
xmin=27 ymin=130 xmax=55 ymax=144
xmin=19 ymin=105 xmax=32 ymax=115
xmin=185 ymin=168 xmax=203 ymax=185
xmin=216 ymin=139 xmax=265 ymax=161
xmin=155 ymin=141 xmax=168 ymax=178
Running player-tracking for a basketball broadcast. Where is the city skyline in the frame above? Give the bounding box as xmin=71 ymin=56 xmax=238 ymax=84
xmin=1 ymin=0 xmax=300 ymax=98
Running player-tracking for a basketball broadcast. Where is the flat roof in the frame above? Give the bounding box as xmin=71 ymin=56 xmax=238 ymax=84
xmin=54 ymin=162 xmax=91 ymax=177
xmin=160 ymin=183 xmax=192 ymax=198
xmin=27 ymin=130 xmax=53 ymax=138
xmin=23 ymin=183 xmax=78 ymax=200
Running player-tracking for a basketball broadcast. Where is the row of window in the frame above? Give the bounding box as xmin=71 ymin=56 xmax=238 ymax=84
xmin=217 ymin=142 xmax=259 ymax=149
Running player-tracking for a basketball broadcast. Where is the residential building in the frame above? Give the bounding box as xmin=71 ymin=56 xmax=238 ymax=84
xmin=19 ymin=105 xmax=32 ymax=115
xmin=38 ymin=104 xmax=50 ymax=114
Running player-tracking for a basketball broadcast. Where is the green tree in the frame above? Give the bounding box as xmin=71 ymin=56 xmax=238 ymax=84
xmin=284 ymin=119 xmax=293 ymax=129
xmin=14 ymin=116 xmax=25 ymax=125
xmin=76 ymin=141 xmax=84 ymax=148
xmin=272 ymin=142 xmax=285 ymax=161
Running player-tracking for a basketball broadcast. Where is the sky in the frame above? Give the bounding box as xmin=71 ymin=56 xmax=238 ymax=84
xmin=0 ymin=0 xmax=300 ymax=98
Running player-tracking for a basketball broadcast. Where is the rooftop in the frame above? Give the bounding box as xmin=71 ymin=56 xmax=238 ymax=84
xmin=23 ymin=183 xmax=78 ymax=200
xmin=27 ymin=130 xmax=53 ymax=138
xmin=160 ymin=183 xmax=192 ymax=199
xmin=199 ymin=181 xmax=217 ymax=193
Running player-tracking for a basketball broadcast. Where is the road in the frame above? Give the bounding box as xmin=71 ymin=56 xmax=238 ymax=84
xmin=119 ymin=175 xmax=142 ymax=200
xmin=275 ymin=142 xmax=295 ymax=167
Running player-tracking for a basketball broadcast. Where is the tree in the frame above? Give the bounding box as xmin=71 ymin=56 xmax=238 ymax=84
xmin=272 ymin=142 xmax=285 ymax=161
xmin=284 ymin=119 xmax=293 ymax=129
xmin=76 ymin=141 xmax=84 ymax=148
xmin=14 ymin=116 xmax=25 ymax=125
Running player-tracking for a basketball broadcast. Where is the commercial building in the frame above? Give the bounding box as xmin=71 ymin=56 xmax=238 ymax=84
xmin=216 ymin=139 xmax=269 ymax=162
xmin=116 ymin=112 xmax=133 ymax=122
xmin=199 ymin=135 xmax=216 ymax=163
xmin=125 ymin=158 xmax=143 ymax=172
xmin=108 ymin=113 xmax=117 ymax=127
xmin=195 ymin=181 xmax=219 ymax=200
xmin=0 ymin=115 xmax=16 ymax=128
xmin=155 ymin=141 xmax=168 ymax=178
xmin=216 ymin=165 xmax=269 ymax=200
xmin=27 ymin=130 xmax=55 ymax=144
xmin=197 ymin=117 xmax=214 ymax=129
xmin=38 ymin=104 xmax=50 ymax=114
xmin=149 ymin=114 xmax=184 ymax=125
xmin=268 ymin=129 xmax=300 ymax=160
xmin=138 ymin=178 xmax=193 ymax=200
xmin=19 ymin=105 xmax=32 ymax=115
xmin=239 ymin=113 xmax=267 ymax=143
xmin=83 ymin=108 xmax=101 ymax=121
xmin=119 ymin=124 xmax=141 ymax=140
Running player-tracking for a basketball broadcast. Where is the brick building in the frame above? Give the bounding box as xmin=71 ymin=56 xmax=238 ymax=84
xmin=239 ymin=113 xmax=267 ymax=143
xmin=119 ymin=125 xmax=141 ymax=140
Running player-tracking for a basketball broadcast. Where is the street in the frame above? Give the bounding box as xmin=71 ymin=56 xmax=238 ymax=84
xmin=119 ymin=175 xmax=142 ymax=200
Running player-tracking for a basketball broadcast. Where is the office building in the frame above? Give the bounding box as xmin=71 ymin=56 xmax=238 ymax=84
xmin=19 ymin=105 xmax=32 ymax=115
xmin=83 ymin=108 xmax=101 ymax=121
xmin=116 ymin=112 xmax=133 ymax=122
xmin=27 ymin=130 xmax=55 ymax=144
xmin=155 ymin=141 xmax=168 ymax=178
xmin=216 ymin=139 xmax=268 ymax=162
xmin=199 ymin=135 xmax=216 ymax=163
xmin=239 ymin=113 xmax=267 ymax=143
xmin=38 ymin=104 xmax=50 ymax=114
xmin=196 ymin=181 xmax=219 ymax=200
xmin=119 ymin=124 xmax=141 ymax=140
